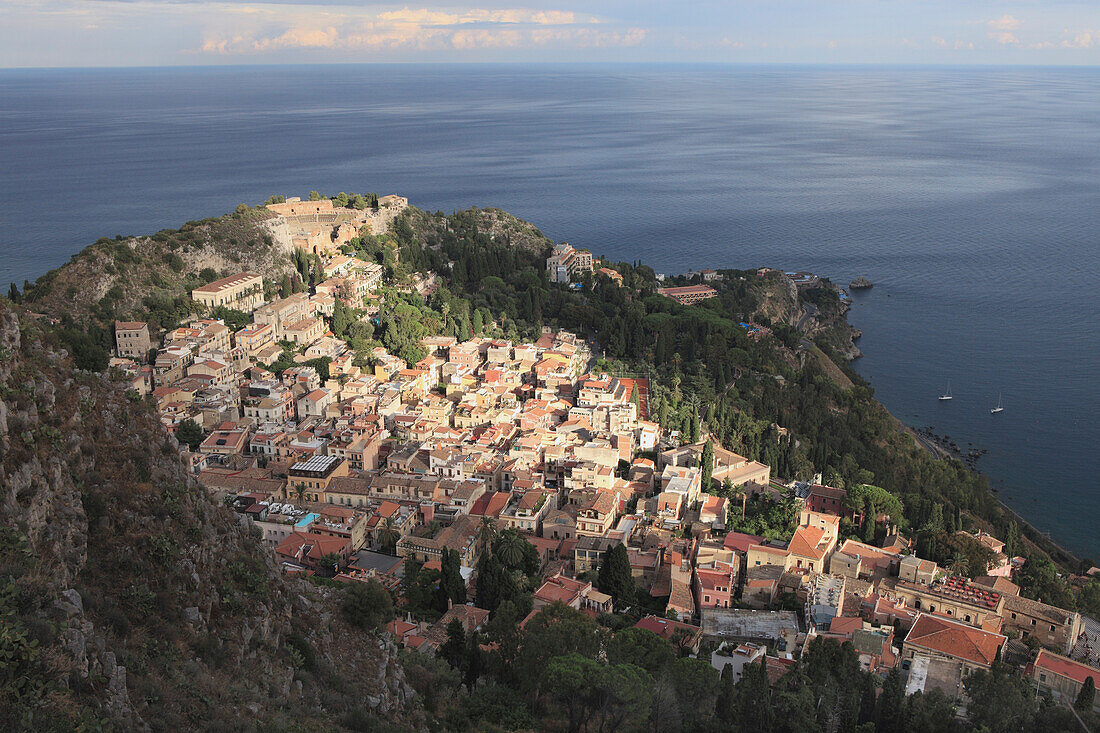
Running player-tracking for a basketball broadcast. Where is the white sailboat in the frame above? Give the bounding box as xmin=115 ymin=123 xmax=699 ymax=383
xmin=990 ymin=393 xmax=1004 ymax=414
xmin=938 ymin=381 xmax=953 ymax=401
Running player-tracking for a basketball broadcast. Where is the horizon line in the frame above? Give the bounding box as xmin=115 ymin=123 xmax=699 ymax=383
xmin=4 ymin=60 xmax=1100 ymax=72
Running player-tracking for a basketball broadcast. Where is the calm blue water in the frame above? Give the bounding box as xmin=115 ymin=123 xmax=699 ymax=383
xmin=1 ymin=65 xmax=1097 ymax=557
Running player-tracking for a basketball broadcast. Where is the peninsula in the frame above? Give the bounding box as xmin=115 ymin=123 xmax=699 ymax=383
xmin=2 ymin=193 xmax=1097 ymax=731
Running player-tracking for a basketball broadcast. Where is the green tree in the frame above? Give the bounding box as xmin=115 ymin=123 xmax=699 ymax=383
xmin=593 ymin=663 xmax=653 ymax=732
xmin=440 ymin=618 xmax=466 ymax=669
xmin=545 ymin=653 xmax=602 ymax=733
xmin=516 ymin=603 xmax=605 ymax=694
xmin=597 ymin=543 xmax=636 ymax=609
xmin=701 ymin=440 xmax=714 ymax=490
xmin=316 ymin=552 xmax=344 ymax=578
xmin=606 ymin=627 xmax=675 ymax=674
xmin=877 ymin=666 xmax=905 ymax=733
xmin=437 ymin=548 xmax=466 ymax=611
xmin=341 ymin=579 xmax=394 ymax=630
xmin=1076 ymin=676 xmax=1095 ymax=712
xmin=964 ymin=661 xmax=1039 ymax=731
xmin=733 ymin=657 xmax=774 ymax=732
xmin=495 ymin=529 xmax=528 ymax=570
xmin=376 ymin=517 xmax=400 ymax=555
xmin=176 ymin=418 xmax=204 ymax=451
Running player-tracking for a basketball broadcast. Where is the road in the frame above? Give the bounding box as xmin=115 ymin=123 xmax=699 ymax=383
xmin=796 ymin=302 xmax=818 ymax=331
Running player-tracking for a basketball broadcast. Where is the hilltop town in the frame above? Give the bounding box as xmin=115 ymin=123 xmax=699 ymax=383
xmin=5 ymin=193 xmax=1098 ymax=731
xmin=83 ymin=193 xmax=1100 ymax=729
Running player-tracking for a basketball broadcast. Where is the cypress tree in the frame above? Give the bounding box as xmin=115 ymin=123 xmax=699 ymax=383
xmin=597 ymin=543 xmax=635 ymax=609
xmin=701 ymin=440 xmax=714 ymax=490
xmin=1076 ymin=676 xmax=1095 ymax=711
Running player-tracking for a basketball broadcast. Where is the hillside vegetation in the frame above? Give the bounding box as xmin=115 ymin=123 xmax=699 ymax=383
xmin=17 ymin=205 xmax=291 ymax=332
xmin=0 ymin=302 xmax=418 ymax=731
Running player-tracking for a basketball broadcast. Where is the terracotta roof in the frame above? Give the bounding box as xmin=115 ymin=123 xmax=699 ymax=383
xmin=724 ymin=532 xmax=765 ymax=554
xmin=788 ymin=525 xmax=829 ymax=560
xmin=1031 ymin=650 xmax=1100 ymax=686
xmin=904 ymin=613 xmax=1004 ymax=667
xmin=634 ymin=615 xmax=702 ymax=645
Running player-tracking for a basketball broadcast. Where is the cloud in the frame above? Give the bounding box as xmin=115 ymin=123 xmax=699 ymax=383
xmin=987 ymin=14 xmax=1021 ymax=32
xmin=1061 ymin=30 xmax=1095 ymax=48
xmin=989 ymin=31 xmax=1019 ymax=45
xmin=931 ymin=36 xmax=975 ymax=51
xmin=196 ymin=4 xmax=642 ymax=54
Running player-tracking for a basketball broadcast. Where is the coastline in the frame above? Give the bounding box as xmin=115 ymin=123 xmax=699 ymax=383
xmin=838 ymin=302 xmax=1084 ymax=566
xmin=9 ymin=198 xmax=1086 ymax=569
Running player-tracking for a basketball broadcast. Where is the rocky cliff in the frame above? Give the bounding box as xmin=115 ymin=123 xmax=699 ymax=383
xmin=0 ymin=302 xmax=418 ymax=731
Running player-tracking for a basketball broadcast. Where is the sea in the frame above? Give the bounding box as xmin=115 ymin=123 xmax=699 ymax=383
xmin=1 ymin=64 xmax=1097 ymax=557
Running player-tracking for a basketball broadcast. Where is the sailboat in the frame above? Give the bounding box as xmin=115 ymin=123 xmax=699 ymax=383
xmin=938 ymin=381 xmax=953 ymax=401
xmin=990 ymin=393 xmax=1004 ymax=414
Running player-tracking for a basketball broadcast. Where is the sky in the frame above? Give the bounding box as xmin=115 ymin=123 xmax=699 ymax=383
xmin=1 ymin=1 xmax=1099 ymax=68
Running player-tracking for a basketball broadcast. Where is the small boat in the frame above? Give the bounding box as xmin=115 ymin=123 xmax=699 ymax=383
xmin=990 ymin=393 xmax=1004 ymax=414
xmin=939 ymin=381 xmax=953 ymax=401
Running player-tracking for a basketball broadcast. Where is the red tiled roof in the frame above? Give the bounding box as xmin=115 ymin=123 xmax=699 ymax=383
xmin=724 ymin=532 xmax=765 ymax=554
xmin=904 ymin=613 xmax=1005 ymax=667
xmin=634 ymin=615 xmax=702 ymax=644
xmin=1032 ymin=650 xmax=1100 ymax=686
xmin=788 ymin=525 xmax=829 ymax=560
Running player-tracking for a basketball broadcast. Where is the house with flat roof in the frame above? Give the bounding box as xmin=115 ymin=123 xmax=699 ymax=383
xmin=287 ymin=455 xmax=349 ymax=502
xmin=114 ymin=321 xmax=151 ymax=361
xmin=656 ymin=285 xmax=718 ymax=305
xmin=191 ymin=272 xmax=264 ymax=313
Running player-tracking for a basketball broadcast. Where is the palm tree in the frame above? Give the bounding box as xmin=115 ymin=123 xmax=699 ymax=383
xmin=496 ymin=529 xmax=527 ymax=569
xmin=377 ymin=517 xmax=400 ymax=554
xmin=950 ymin=553 xmax=970 ymax=578
xmin=479 ymin=516 xmax=498 ymax=544
xmin=780 ymin=491 xmax=800 ymax=522
xmin=733 ymin=485 xmax=748 ymax=520
xmin=291 ymin=483 xmax=307 ymax=503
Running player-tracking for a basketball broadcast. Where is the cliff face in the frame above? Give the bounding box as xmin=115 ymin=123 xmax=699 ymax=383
xmin=0 ymin=303 xmax=417 ymax=731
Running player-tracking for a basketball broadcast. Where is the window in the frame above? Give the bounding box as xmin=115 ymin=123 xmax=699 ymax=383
xmin=1050 ymin=625 xmax=1056 ymax=632
xmin=965 ymin=615 xmax=972 ymax=623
